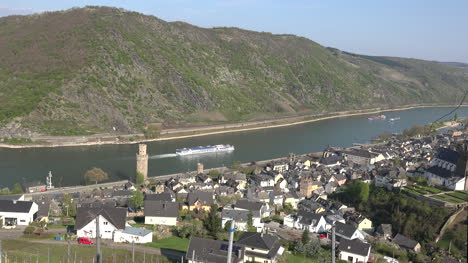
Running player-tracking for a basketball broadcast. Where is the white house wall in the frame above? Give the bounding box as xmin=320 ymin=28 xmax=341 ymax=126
xmin=114 ymin=231 xmax=152 ymax=244
xmin=0 ymin=202 xmax=38 ymax=226
xmin=77 ymin=215 xmax=120 ymax=239
xmin=145 ymin=216 xmax=177 ymax=226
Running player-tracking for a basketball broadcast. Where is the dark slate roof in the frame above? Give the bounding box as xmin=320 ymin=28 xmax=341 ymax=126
xmin=342 ymin=149 xmax=375 ymax=159
xmin=0 ymin=194 xmax=24 ymax=201
xmin=144 ymin=200 xmax=179 ymax=218
xmin=338 ymin=239 xmax=370 ymax=257
xmin=187 ymin=191 xmax=214 ymax=206
xmin=321 ymin=155 xmax=343 ymax=165
xmin=377 ymin=224 xmax=392 ymax=236
xmin=236 ymin=232 xmax=278 ymax=251
xmin=436 ymin=148 xmax=460 ymax=165
xmin=75 ymin=206 xmax=126 ymax=230
xmin=112 ymin=190 xmax=132 ymax=197
xmin=187 ymin=236 xmax=243 ymax=263
xmin=145 ymin=193 xmax=173 ymax=202
xmin=392 ymin=234 xmax=419 ymax=250
xmin=426 ymin=166 xmax=457 ymax=178
xmin=297 ymin=210 xmax=323 ymax=227
xmin=335 ymin=222 xmax=358 ymax=239
xmin=235 ymin=199 xmax=263 ymax=212
xmin=36 ymin=200 xmax=50 ymax=218
xmin=0 ymin=200 xmax=34 ymax=213
xmin=222 ymin=209 xmax=250 ymax=222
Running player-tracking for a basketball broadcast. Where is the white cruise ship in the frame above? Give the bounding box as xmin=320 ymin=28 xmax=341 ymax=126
xmin=176 ymin=144 xmax=235 ymax=156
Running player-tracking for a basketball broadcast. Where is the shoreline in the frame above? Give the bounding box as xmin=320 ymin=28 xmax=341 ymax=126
xmin=1 ymin=103 xmax=466 ymax=149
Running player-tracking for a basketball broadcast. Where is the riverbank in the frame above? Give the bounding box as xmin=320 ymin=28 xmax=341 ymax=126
xmin=1 ymin=103 xmax=466 ymax=149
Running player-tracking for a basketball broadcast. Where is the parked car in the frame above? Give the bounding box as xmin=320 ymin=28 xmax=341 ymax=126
xmin=78 ymin=237 xmax=94 ymax=245
xmin=319 ymin=233 xmax=327 ymax=239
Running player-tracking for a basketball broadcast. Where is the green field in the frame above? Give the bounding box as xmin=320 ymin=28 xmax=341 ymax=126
xmin=447 ymin=191 xmax=468 ymax=202
xmin=2 ymin=240 xmax=169 ymax=263
xmin=280 ymin=248 xmax=331 ymax=263
xmin=405 ymin=184 xmax=444 ymax=195
xmin=432 ymin=194 xmax=465 ymax=204
xmin=145 ymin=236 xmax=189 ymax=252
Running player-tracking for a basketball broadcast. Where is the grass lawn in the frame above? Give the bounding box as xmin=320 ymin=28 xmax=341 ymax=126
xmin=447 ymin=192 xmax=468 ymax=202
xmin=2 ymin=240 xmax=168 ymax=262
xmin=404 ymin=187 xmax=427 ymax=195
xmin=281 ymin=248 xmax=331 ymax=263
xmin=145 ymin=236 xmax=189 ymax=252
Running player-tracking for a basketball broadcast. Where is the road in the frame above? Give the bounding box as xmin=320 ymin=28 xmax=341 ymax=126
xmin=23 ymin=180 xmax=130 ymax=199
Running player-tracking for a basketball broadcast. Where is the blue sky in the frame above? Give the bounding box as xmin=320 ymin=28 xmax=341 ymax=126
xmin=1 ymin=0 xmax=467 ymax=63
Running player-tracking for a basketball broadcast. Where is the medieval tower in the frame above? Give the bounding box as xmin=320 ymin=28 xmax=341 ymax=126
xmin=197 ymin=162 xmax=204 ymax=174
xmin=136 ymin=144 xmax=149 ymax=180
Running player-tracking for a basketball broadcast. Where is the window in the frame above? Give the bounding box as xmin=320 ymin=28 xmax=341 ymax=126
xmin=103 ymin=222 xmax=108 ymax=225
xmin=348 ymin=256 xmax=353 ymax=262
xmin=20 ymin=220 xmax=26 ymax=223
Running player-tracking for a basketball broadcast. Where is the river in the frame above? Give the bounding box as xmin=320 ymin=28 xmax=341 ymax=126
xmin=0 ymin=106 xmax=466 ymax=189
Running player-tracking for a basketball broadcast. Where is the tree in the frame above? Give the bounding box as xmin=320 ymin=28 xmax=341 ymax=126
xmin=302 ymin=228 xmax=310 ymax=244
xmin=12 ymin=183 xmax=23 ymax=194
xmin=208 ymin=170 xmax=221 ymax=178
xmin=345 ymin=181 xmax=370 ymax=205
xmin=62 ymin=194 xmax=76 ymax=217
xmin=136 ymin=172 xmax=145 ymax=185
xmin=283 ymin=202 xmax=294 ymax=215
xmin=130 ymin=190 xmax=144 ymax=210
xmin=144 ymin=124 xmax=161 ymax=139
xmin=247 ymin=211 xmax=256 ymax=232
xmin=24 ymin=226 xmax=35 ymax=235
xmin=84 ymin=167 xmax=109 ymax=185
xmin=204 ymin=204 xmax=222 ymax=238
xmin=224 ymin=220 xmax=233 ymax=232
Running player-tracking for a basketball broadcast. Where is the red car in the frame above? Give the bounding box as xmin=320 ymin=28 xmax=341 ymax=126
xmin=77 ymin=237 xmax=94 ymax=245
xmin=319 ymin=234 xmax=327 ymax=239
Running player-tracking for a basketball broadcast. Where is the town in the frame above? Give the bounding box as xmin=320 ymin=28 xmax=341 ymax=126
xmin=0 ymin=122 xmax=467 ymax=263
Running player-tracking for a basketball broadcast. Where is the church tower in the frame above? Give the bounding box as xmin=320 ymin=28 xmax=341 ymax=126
xmin=136 ymin=144 xmax=149 ymax=180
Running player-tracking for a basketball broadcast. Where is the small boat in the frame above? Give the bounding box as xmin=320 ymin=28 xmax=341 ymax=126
xmin=389 ymin=117 xmax=400 ymax=121
xmin=368 ymin=115 xmax=386 ymax=120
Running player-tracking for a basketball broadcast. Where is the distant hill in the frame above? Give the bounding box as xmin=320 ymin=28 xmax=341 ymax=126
xmin=0 ymin=6 xmax=467 ymax=137
xmin=439 ymin=62 xmax=468 ymax=68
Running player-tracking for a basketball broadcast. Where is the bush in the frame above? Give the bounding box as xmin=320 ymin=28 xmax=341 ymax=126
xmin=24 ymin=226 xmax=35 ymax=235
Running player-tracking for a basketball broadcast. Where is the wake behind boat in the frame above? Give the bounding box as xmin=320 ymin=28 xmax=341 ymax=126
xmin=389 ymin=117 xmax=401 ymax=121
xmin=176 ymin=144 xmax=235 ymax=156
xmin=368 ymin=114 xmax=386 ymax=120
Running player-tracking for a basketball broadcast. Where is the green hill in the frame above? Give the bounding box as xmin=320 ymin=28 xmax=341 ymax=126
xmin=0 ymin=6 xmax=467 ymax=136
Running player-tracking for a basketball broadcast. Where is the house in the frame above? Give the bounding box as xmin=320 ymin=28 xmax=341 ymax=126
xmin=235 ymin=232 xmax=284 ymax=263
xmin=321 ymin=155 xmax=342 ymax=168
xmin=376 ymin=224 xmax=392 ymax=239
xmin=297 ymin=199 xmax=325 ymax=214
xmin=392 ymin=233 xmax=421 ymax=253
xmin=182 ymin=191 xmax=214 ymax=211
xmin=338 ymin=239 xmax=371 ymax=263
xmin=144 ymin=200 xmax=179 ymax=226
xmin=220 ymin=173 xmax=247 ymax=190
xmin=269 ymin=191 xmax=283 ymax=206
xmin=342 ymin=149 xmax=384 ymax=165
xmin=75 ymin=206 xmax=127 ymax=239
xmin=374 ymin=174 xmax=407 ymax=190
xmin=284 ymin=211 xmax=327 ymax=233
xmin=0 ymin=200 xmax=38 ymax=227
xmin=186 ymin=236 xmax=245 ymax=263
xmin=331 ymin=174 xmax=347 ymax=186
xmin=300 ymin=177 xmax=321 ymax=198
xmin=145 ymin=193 xmax=175 ymax=202
xmin=272 ymin=163 xmax=289 ymax=173
xmin=114 ymin=226 xmax=152 ymax=244
xmin=283 ymin=192 xmax=304 ymax=209
xmin=234 ymin=199 xmax=270 ymax=218
xmin=221 ymin=208 xmax=263 ymax=232
xmin=252 ymin=174 xmax=275 ymax=188
xmin=335 ymin=222 xmax=364 ymax=241
xmin=423 ymin=147 xmax=467 ymax=190
xmin=344 ymin=212 xmax=373 ymax=232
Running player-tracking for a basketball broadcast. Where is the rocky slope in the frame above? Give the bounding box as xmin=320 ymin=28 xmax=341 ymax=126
xmin=0 ymin=6 xmax=467 ymax=137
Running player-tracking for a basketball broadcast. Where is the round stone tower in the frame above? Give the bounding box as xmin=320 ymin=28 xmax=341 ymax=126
xmin=136 ymin=144 xmax=149 ymax=180
xmin=197 ymin=162 xmax=204 ymax=174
